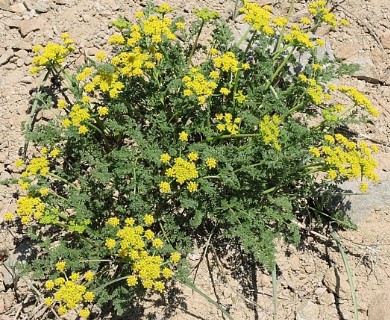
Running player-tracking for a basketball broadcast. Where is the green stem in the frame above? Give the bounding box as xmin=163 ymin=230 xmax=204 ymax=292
xmin=273 ymin=0 xmax=296 ymax=54
xmin=330 ymin=230 xmax=359 ymax=320
xmin=266 ymin=49 xmax=295 ymax=91
xmin=206 ymin=133 xmax=262 ymax=143
xmin=187 ymin=20 xmax=205 ymax=67
xmin=48 ymin=173 xmax=79 ymax=190
xmin=177 ymin=277 xmax=234 ymax=320
xmin=272 ymin=264 xmax=278 ymax=320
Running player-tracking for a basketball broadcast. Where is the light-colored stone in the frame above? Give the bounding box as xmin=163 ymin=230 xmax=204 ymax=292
xmin=9 ymin=2 xmax=27 ymax=13
xmin=334 ymin=41 xmax=360 ymax=60
xmin=0 ymin=0 xmax=10 ymax=11
xmin=323 ymin=267 xmax=351 ymax=299
xmin=12 ymin=40 xmax=31 ymax=50
xmin=368 ymin=289 xmax=390 ymax=320
xmin=19 ymin=18 xmax=43 ymax=37
xmin=296 ymin=300 xmax=320 ymax=320
xmin=0 ymin=48 xmax=13 ymax=66
xmin=346 ymin=55 xmax=382 ymax=84
xmin=34 ymin=1 xmax=49 ymax=13
xmin=380 ymin=30 xmax=390 ymax=49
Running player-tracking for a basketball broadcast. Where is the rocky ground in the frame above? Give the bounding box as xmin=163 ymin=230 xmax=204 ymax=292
xmin=0 ymin=0 xmax=390 ymax=319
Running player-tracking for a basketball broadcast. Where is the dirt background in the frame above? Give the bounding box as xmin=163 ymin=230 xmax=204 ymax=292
xmin=0 ymin=0 xmax=390 ymax=319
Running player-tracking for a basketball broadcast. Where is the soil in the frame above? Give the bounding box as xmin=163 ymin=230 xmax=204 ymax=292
xmin=0 ymin=0 xmax=390 ymax=319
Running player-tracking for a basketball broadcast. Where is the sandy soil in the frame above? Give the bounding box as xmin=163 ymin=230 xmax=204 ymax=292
xmin=1 ymin=0 xmax=390 ymax=319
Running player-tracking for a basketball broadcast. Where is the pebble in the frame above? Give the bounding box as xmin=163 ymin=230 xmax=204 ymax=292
xmin=346 ymin=55 xmax=382 ymax=84
xmin=12 ymin=40 xmax=31 ymax=51
xmin=9 ymin=3 xmax=27 ymax=14
xmin=34 ymin=1 xmax=50 ymax=13
xmin=334 ymin=41 xmax=360 ymax=60
xmin=380 ymin=30 xmax=390 ymax=49
xmin=323 ymin=267 xmax=351 ymax=300
xmin=368 ymin=287 xmax=390 ymax=320
xmin=19 ymin=18 xmax=44 ymax=37
xmin=0 ymin=48 xmax=13 ymax=66
xmin=296 ymin=300 xmax=320 ymax=320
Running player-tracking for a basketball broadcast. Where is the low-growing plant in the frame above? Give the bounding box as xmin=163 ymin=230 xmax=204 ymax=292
xmin=4 ymin=0 xmax=380 ymax=318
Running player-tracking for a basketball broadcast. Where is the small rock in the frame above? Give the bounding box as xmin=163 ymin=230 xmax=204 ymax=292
xmin=19 ymin=18 xmax=43 ymax=37
xmin=0 ymin=0 xmax=10 ymax=11
xmin=0 ymin=263 xmax=15 ymax=288
xmin=323 ymin=267 xmax=351 ymax=300
xmin=368 ymin=289 xmax=390 ymax=320
xmin=334 ymin=41 xmax=360 ymax=60
xmin=12 ymin=40 xmax=31 ymax=50
xmin=54 ymin=0 xmax=67 ymax=4
xmin=4 ymin=18 xmax=21 ymax=29
xmin=16 ymin=58 xmax=24 ymax=67
xmin=346 ymin=55 xmax=382 ymax=84
xmin=34 ymin=1 xmax=49 ymax=13
xmin=9 ymin=2 xmax=27 ymax=13
xmin=296 ymin=300 xmax=320 ymax=320
xmin=15 ymin=49 xmax=28 ymax=58
xmin=0 ymin=48 xmax=13 ymax=66
xmin=21 ymin=75 xmax=33 ymax=83
xmin=380 ymin=30 xmax=390 ymax=49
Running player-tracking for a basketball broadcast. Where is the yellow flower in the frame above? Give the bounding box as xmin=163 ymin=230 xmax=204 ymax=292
xmin=95 ymin=51 xmax=107 ymax=62
xmin=188 ymin=152 xmax=199 ymax=161
xmin=79 ymin=309 xmax=90 ymax=319
xmin=45 ymin=280 xmax=55 ymax=290
xmin=105 ymin=238 xmax=116 ymax=250
xmin=316 ymin=38 xmax=325 ymax=47
xmin=14 ymin=159 xmax=24 ymax=168
xmin=39 ymin=188 xmax=50 ymax=196
xmin=84 ymin=271 xmax=94 ymax=281
xmin=154 ymin=281 xmax=165 ymax=292
xmin=106 ymin=217 xmax=120 ymax=226
xmin=143 ymin=214 xmax=154 ymax=225
xmin=359 ymin=182 xmax=368 ymax=192
xmin=186 ymin=181 xmax=198 ymax=192
xmin=44 ymin=297 xmax=53 ymax=306
xmin=220 ymin=87 xmax=230 ymax=96
xmin=159 ymin=181 xmax=171 ymax=193
xmin=78 ymin=125 xmax=89 ymax=135
xmin=127 ymin=275 xmax=138 ymax=286
xmin=206 ymin=157 xmax=217 ymax=169
xmin=152 ymin=238 xmax=164 ymax=248
xmin=98 ymin=106 xmax=109 ymax=116
xmin=162 ymin=267 xmax=173 ymax=278
xmin=340 ymin=18 xmax=349 ymax=26
xmin=56 ymin=261 xmax=66 ymax=272
xmin=57 ymin=305 xmax=67 ymax=316
xmin=84 ymin=291 xmax=95 ymax=302
xmin=300 ymin=17 xmax=311 ymax=25
xmin=170 ymin=252 xmax=180 ymax=263
xmin=160 ymin=153 xmax=171 ymax=164
xmin=50 ymin=148 xmax=60 ymax=158
xmin=4 ymin=212 xmax=14 ymax=221
xmin=179 ymin=131 xmax=188 ymax=142
xmin=175 ymin=22 xmax=185 ymax=29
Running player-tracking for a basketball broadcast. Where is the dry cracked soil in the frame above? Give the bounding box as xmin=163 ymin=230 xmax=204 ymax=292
xmin=1 ymin=0 xmax=390 ymax=319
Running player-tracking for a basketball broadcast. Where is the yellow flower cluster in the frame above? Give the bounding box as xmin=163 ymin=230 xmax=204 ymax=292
xmin=112 ymin=47 xmax=154 ymax=77
xmin=142 ymin=15 xmax=176 ymax=44
xmin=104 ymin=216 xmax=179 ymax=292
xmin=338 ymin=85 xmax=379 ymax=116
xmin=182 ymin=69 xmax=217 ymax=105
xmin=213 ymin=52 xmax=239 ymax=73
xmin=16 ymin=195 xmax=46 ymax=224
xmin=284 ymin=25 xmax=314 ymax=49
xmin=62 ymin=104 xmax=91 ymax=134
xmin=310 ymin=134 xmax=379 ymax=190
xmin=89 ymin=70 xmax=124 ymax=99
xmin=215 ymin=113 xmax=241 ymax=135
xmin=259 ymin=114 xmax=282 ymax=151
xmin=308 ymin=1 xmax=337 ymax=27
xmin=44 ymin=266 xmax=94 ymax=319
xmin=20 ymin=156 xmax=50 ymax=177
xmin=30 ymin=33 xmax=75 ymax=74
xmin=240 ymin=1 xmax=274 ymax=35
xmin=194 ymin=8 xmax=220 ymax=21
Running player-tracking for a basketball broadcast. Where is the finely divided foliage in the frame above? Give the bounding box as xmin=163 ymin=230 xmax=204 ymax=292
xmin=5 ymin=1 xmax=379 ymax=318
